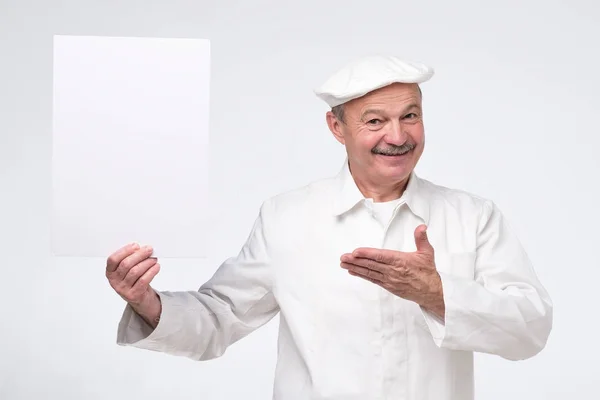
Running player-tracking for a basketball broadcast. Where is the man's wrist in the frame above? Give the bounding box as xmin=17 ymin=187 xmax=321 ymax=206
xmin=420 ymin=272 xmax=446 ymax=321
xmin=131 ymin=290 xmax=162 ymax=329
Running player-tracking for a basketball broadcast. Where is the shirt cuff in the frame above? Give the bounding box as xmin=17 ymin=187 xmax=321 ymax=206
xmin=116 ymin=291 xmax=181 ymax=350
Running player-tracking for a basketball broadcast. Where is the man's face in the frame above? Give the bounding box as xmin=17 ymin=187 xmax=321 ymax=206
xmin=326 ymin=83 xmax=425 ymax=186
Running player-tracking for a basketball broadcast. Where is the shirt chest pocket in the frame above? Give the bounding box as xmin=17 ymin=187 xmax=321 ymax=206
xmin=435 ymin=250 xmax=477 ymax=280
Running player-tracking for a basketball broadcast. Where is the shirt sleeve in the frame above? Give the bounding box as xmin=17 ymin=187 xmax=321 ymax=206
xmin=115 ymin=201 xmax=280 ymax=361
xmin=421 ymin=200 xmax=553 ymax=361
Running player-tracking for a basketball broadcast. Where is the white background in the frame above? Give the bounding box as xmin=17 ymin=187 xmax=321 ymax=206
xmin=1 ymin=0 xmax=598 ymax=399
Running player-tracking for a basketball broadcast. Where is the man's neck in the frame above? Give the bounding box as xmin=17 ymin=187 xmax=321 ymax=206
xmin=350 ymin=170 xmax=409 ymax=203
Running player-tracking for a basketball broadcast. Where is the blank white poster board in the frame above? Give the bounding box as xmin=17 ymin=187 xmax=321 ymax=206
xmin=51 ymin=35 xmax=211 ymax=258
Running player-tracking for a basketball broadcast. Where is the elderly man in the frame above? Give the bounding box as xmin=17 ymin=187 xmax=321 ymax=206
xmin=106 ymin=55 xmax=553 ymax=400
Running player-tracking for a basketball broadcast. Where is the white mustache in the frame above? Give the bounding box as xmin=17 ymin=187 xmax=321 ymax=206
xmin=372 ymin=142 xmax=415 ymax=156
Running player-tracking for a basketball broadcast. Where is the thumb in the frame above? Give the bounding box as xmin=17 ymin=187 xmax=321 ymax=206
xmin=414 ymin=224 xmax=434 ymax=254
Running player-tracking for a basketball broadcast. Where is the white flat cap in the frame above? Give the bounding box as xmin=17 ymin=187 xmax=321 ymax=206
xmin=314 ymin=55 xmax=434 ymax=108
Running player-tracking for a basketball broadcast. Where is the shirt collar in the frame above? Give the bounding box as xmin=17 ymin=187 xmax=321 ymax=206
xmin=331 ymin=158 xmax=430 ymax=224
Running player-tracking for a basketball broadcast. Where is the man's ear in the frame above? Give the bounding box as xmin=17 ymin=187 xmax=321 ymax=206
xmin=326 ymin=111 xmax=345 ymax=145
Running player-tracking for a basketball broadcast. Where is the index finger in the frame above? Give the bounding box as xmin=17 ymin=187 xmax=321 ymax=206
xmin=106 ymin=242 xmax=140 ymax=273
xmin=351 ymin=248 xmax=404 ymax=265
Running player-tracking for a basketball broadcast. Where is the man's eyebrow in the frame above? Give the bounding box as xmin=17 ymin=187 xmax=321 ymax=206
xmin=402 ymin=103 xmax=422 ymax=113
xmin=360 ymin=108 xmax=384 ymax=120
xmin=360 ymin=103 xmax=421 ymax=120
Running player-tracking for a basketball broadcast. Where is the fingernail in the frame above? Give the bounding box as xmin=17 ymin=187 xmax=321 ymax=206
xmin=131 ymin=242 xmax=140 ymax=249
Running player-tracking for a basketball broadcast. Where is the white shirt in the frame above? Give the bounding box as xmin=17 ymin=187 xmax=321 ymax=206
xmin=370 ymin=197 xmax=404 ymax=227
xmin=116 ymin=160 xmax=553 ymax=400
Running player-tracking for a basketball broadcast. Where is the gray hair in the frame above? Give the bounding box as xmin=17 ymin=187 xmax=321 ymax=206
xmin=331 ymin=104 xmax=346 ymax=124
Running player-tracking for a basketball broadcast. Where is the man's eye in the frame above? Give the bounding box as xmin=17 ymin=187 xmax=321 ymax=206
xmin=367 ymin=119 xmax=382 ymax=125
xmin=404 ymin=113 xmax=418 ymax=119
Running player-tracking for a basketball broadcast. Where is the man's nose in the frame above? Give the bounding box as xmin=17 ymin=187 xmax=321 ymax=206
xmin=384 ymin=121 xmax=408 ymax=145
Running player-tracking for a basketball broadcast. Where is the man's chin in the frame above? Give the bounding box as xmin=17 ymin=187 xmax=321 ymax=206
xmin=370 ymin=152 xmax=415 ymax=177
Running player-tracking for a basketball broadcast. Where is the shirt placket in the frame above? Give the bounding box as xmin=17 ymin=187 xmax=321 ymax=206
xmin=365 ymin=199 xmax=408 ymax=400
